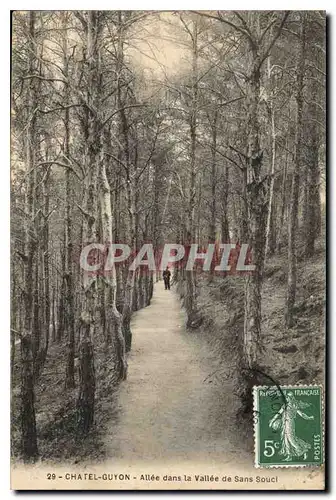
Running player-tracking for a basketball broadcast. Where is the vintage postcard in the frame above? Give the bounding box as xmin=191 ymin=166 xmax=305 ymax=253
xmin=10 ymin=10 xmax=326 ymax=490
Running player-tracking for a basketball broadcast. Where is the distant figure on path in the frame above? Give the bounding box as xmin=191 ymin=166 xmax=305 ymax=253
xmin=163 ymin=267 xmax=171 ymax=290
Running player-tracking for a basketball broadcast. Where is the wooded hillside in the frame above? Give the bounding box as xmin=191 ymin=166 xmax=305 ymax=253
xmin=11 ymin=10 xmax=325 ymax=462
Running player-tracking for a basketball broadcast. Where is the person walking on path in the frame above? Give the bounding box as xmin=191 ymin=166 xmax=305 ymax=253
xmin=163 ymin=267 xmax=171 ymax=290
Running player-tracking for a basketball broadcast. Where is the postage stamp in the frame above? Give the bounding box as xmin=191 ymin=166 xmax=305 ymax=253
xmin=253 ymin=385 xmax=324 ymax=468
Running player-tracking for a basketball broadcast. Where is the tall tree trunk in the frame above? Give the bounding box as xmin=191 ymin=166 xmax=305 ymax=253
xmin=243 ymin=24 xmax=268 ymax=367
xmin=265 ymin=56 xmax=277 ymax=259
xmin=21 ymin=11 xmax=38 ymax=461
xmin=122 ymin=177 xmax=136 ymax=349
xmin=52 ymin=285 xmax=56 ymax=343
xmin=100 ymin=129 xmax=127 ymax=380
xmin=185 ymin=19 xmax=198 ymax=327
xmin=221 ymin=165 xmax=230 ymax=242
xmin=153 ymin=161 xmax=161 ymax=281
xmin=276 ymin=140 xmax=289 ymax=253
xmin=116 ymin=12 xmax=136 ymax=350
xmin=305 ymin=82 xmax=320 ymax=257
xmin=77 ymin=10 xmax=100 ymax=433
xmin=34 ymin=162 xmax=51 ymax=381
xmin=286 ymin=13 xmax=306 ymax=327
xmin=32 ymin=252 xmax=40 ymax=370
xmin=57 ymin=240 xmax=66 ymax=342
xmin=63 ymin=18 xmax=76 ymax=389
xmin=112 ymin=163 xmax=124 ymax=313
xmin=209 ymin=110 xmax=218 ymax=245
xmin=43 ymin=172 xmax=50 ymax=355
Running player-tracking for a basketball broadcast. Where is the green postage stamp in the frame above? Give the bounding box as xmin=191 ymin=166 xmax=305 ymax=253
xmin=253 ymin=385 xmax=324 ymax=468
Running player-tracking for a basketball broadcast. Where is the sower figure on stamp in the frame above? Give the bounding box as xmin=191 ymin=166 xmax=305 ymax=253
xmin=163 ymin=266 xmax=171 ymax=290
xmin=269 ymin=392 xmax=314 ymax=461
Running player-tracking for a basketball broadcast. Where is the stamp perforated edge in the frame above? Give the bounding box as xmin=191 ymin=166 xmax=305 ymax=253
xmin=253 ymin=384 xmax=324 ymax=469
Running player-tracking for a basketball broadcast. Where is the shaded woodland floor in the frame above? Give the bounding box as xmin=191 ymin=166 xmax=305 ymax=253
xmin=11 ymin=238 xmax=325 ymax=464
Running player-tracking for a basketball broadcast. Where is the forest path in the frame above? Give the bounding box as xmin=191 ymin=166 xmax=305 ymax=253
xmin=104 ymin=281 xmax=250 ymax=464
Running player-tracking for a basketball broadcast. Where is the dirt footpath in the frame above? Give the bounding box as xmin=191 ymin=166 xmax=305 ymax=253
xmin=104 ymin=281 xmax=249 ymax=464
